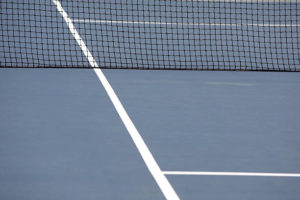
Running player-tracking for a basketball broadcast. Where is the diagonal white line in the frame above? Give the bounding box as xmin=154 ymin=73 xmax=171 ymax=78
xmin=52 ymin=0 xmax=179 ymax=199
xmin=163 ymin=171 xmax=300 ymax=177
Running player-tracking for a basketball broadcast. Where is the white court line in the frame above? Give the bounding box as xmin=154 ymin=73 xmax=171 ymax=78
xmin=164 ymin=171 xmax=300 ymax=177
xmin=206 ymin=82 xmax=256 ymax=86
xmin=131 ymin=0 xmax=298 ymax=2
xmin=52 ymin=0 xmax=179 ymax=199
xmin=165 ymin=0 xmax=298 ymax=2
xmin=73 ymin=19 xmax=300 ymax=27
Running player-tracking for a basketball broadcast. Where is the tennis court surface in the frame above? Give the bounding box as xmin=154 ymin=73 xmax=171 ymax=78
xmin=1 ymin=0 xmax=300 ymax=199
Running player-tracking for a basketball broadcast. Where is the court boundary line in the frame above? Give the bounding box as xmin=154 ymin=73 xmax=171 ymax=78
xmin=163 ymin=171 xmax=300 ymax=177
xmin=73 ymin=19 xmax=300 ymax=27
xmin=52 ymin=0 xmax=179 ymax=199
xmin=206 ymin=81 xmax=256 ymax=86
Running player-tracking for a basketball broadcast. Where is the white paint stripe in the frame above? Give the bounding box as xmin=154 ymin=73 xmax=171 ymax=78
xmin=206 ymin=82 xmax=256 ymax=86
xmin=171 ymin=0 xmax=298 ymax=2
xmin=73 ymin=19 xmax=300 ymax=27
xmin=52 ymin=0 xmax=179 ymax=199
xmin=142 ymin=0 xmax=298 ymax=2
xmin=163 ymin=171 xmax=300 ymax=177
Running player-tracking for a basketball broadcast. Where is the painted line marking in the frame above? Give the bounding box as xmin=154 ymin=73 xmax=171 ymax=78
xmin=206 ymin=81 xmax=256 ymax=86
xmin=52 ymin=0 xmax=179 ymax=199
xmin=163 ymin=171 xmax=300 ymax=177
xmin=73 ymin=19 xmax=300 ymax=27
xmin=170 ymin=0 xmax=298 ymax=2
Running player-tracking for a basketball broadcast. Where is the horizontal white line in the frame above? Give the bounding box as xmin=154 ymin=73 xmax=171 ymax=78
xmin=206 ymin=82 xmax=256 ymax=86
xmin=73 ymin=19 xmax=299 ymax=27
xmin=163 ymin=171 xmax=300 ymax=177
xmin=171 ymin=0 xmax=298 ymax=2
xmin=175 ymin=0 xmax=298 ymax=2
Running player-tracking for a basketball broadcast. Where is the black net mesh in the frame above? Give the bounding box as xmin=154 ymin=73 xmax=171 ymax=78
xmin=1 ymin=0 xmax=299 ymax=71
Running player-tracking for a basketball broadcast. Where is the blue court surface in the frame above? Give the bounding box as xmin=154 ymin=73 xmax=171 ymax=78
xmin=0 ymin=69 xmax=300 ymax=200
xmin=1 ymin=0 xmax=300 ymax=199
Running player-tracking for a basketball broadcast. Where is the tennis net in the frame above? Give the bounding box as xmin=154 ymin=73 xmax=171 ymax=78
xmin=1 ymin=0 xmax=299 ymax=71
